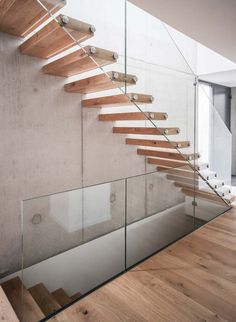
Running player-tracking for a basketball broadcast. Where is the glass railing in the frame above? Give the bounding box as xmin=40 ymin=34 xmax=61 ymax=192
xmin=0 ymin=0 xmax=232 ymax=321
xmin=20 ymin=170 xmax=229 ymax=320
xmin=198 ymin=82 xmax=232 ymax=186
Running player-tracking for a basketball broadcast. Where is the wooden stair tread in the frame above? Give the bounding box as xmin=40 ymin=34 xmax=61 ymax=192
xmin=1 ymin=277 xmax=44 ymax=322
xmin=0 ymin=0 xmax=65 ymax=38
xmin=182 ymin=187 xmax=231 ymax=204
xmin=137 ymin=149 xmax=199 ymax=161
xmin=99 ymin=112 xmax=168 ymax=121
xmin=126 ymin=138 xmax=190 ymax=149
xmin=113 ymin=127 xmax=180 ymax=135
xmin=202 ymin=185 xmax=231 ymax=197
xmin=82 ymin=93 xmax=154 ymax=108
xmin=0 ymin=286 xmax=19 ymax=322
xmin=29 ymin=283 xmax=61 ymax=316
xmin=52 ymin=288 xmax=71 ymax=307
xmin=168 ymin=174 xmax=200 ymax=185
xmin=20 ymin=14 xmax=95 ymax=59
xmin=148 ymin=157 xmax=190 ymax=169
xmin=64 ymin=71 xmax=137 ymax=94
xmin=70 ymin=292 xmax=81 ymax=301
xmin=157 ymin=166 xmax=216 ymax=180
xmin=43 ymin=46 xmax=118 ymax=77
xmin=208 ymin=179 xmax=224 ymax=189
xmin=148 ymin=158 xmax=208 ymax=171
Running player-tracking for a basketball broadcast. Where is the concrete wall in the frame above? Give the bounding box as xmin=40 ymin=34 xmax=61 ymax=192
xmin=0 ymin=0 xmax=195 ymax=276
xmin=231 ymin=88 xmax=236 ymax=175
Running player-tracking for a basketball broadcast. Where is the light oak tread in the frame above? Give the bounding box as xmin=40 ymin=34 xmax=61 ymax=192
xmin=20 ymin=14 xmax=95 ymax=59
xmin=1 ymin=277 xmax=44 ymax=322
xmin=99 ymin=112 xmax=168 ymax=121
xmin=29 ymin=283 xmax=61 ymax=316
xmin=113 ymin=127 xmax=180 ymax=135
xmin=82 ymin=93 xmax=154 ymax=108
xmin=182 ymin=187 xmax=231 ymax=203
xmin=126 ymin=138 xmax=190 ymax=149
xmin=0 ymin=0 xmax=65 ymax=37
xmin=157 ymin=166 xmax=216 ymax=180
xmin=52 ymin=288 xmax=71 ymax=307
xmin=137 ymin=149 xmax=199 ymax=161
xmin=0 ymin=286 xmax=19 ymax=322
xmin=64 ymin=71 xmax=137 ymax=94
xmin=148 ymin=158 xmax=208 ymax=170
xmin=43 ymin=46 xmax=118 ymax=77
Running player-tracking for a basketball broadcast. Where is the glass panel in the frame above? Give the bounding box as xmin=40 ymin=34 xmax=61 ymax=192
xmin=126 ymin=171 xmax=195 ymax=268
xmin=193 ymin=178 xmax=231 ymax=226
xmin=198 ymin=82 xmax=232 ymax=185
xmin=22 ymin=180 xmax=126 ymax=320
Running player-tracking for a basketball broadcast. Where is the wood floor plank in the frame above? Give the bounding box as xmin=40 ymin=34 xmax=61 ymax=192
xmin=49 ymin=208 xmax=236 ymax=322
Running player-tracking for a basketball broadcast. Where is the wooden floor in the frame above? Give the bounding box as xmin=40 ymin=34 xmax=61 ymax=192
xmin=49 ymin=207 xmax=236 ymax=322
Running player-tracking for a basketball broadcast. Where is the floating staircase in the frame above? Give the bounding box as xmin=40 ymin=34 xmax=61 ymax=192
xmin=0 ymin=276 xmax=82 ymax=322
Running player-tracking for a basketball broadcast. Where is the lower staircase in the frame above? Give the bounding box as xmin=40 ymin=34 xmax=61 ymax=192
xmin=0 ymin=276 xmax=81 ymax=321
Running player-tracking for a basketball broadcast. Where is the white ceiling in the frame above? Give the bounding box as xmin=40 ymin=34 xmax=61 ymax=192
xmin=129 ymin=0 xmax=236 ymax=64
xmin=200 ymin=70 xmax=236 ymax=88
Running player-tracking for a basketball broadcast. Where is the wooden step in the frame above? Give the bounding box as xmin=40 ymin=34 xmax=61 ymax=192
xmin=205 ymin=185 xmax=231 ymax=197
xmin=157 ymin=166 xmax=217 ymax=180
xmin=64 ymin=71 xmax=137 ymax=94
xmin=43 ymin=46 xmax=118 ymax=77
xmin=20 ymin=14 xmax=95 ymax=59
xmin=223 ymin=193 xmax=236 ymax=203
xmin=175 ymin=181 xmax=199 ymax=190
xmin=137 ymin=149 xmax=199 ymax=161
xmin=1 ymin=277 xmax=44 ymax=322
xmin=113 ymin=127 xmax=180 ymax=135
xmin=126 ymin=138 xmax=190 ymax=149
xmin=52 ymin=288 xmax=71 ymax=307
xmin=0 ymin=0 xmax=65 ymax=38
xmin=150 ymin=158 xmax=208 ymax=172
xmin=148 ymin=157 xmax=191 ymax=169
xmin=99 ymin=112 xmax=168 ymax=121
xmin=82 ymin=93 xmax=154 ymax=108
xmin=208 ymin=179 xmax=224 ymax=189
xmin=0 ymin=286 xmax=19 ymax=322
xmin=182 ymin=187 xmax=231 ymax=204
xmin=199 ymin=169 xmax=217 ymax=180
xmin=29 ymin=283 xmax=61 ymax=316
xmin=70 ymin=292 xmax=81 ymax=301
xmin=158 ymin=166 xmax=196 ymax=178
xmin=167 ymin=174 xmax=200 ymax=186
